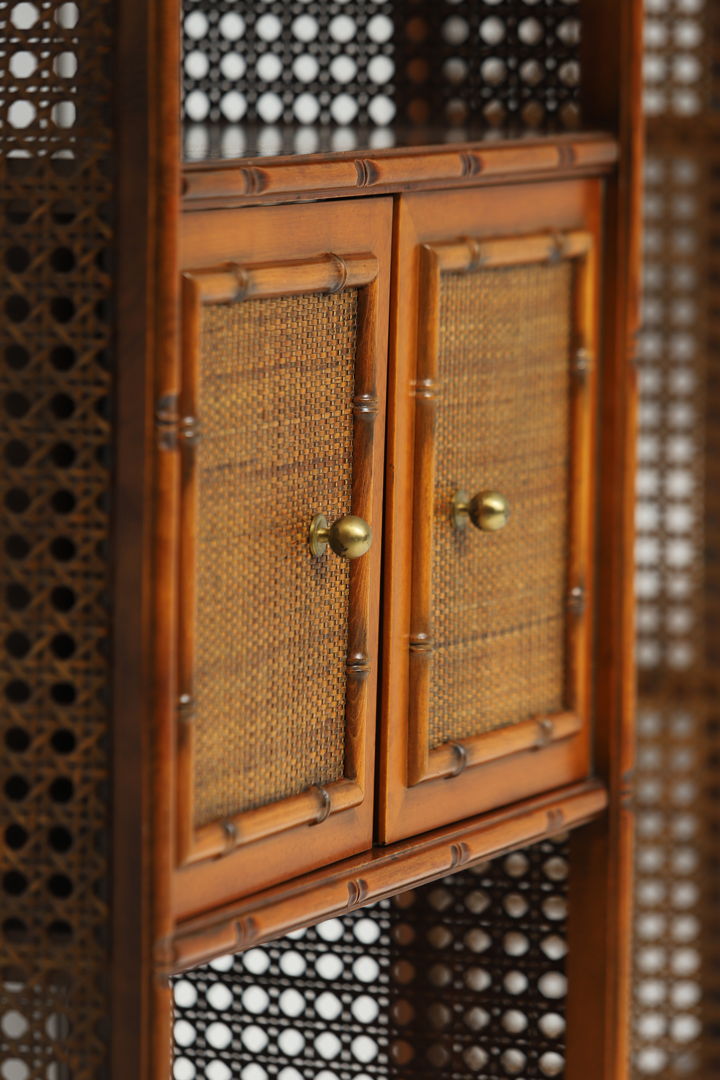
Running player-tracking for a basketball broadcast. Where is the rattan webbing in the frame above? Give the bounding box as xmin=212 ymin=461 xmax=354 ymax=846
xmin=428 ymin=262 xmax=572 ymax=749
xmin=193 ymin=291 xmax=357 ymax=826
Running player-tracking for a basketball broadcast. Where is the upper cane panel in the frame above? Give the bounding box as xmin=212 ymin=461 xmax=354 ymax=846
xmin=181 ymin=0 xmax=581 ymax=159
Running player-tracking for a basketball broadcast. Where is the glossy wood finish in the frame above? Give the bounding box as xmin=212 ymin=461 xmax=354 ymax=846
xmin=565 ymin=3 xmax=644 ymax=1080
xmin=161 ymin=200 xmax=391 ymax=920
xmin=161 ymin=778 xmax=607 ymax=976
xmin=380 ymin=181 xmax=601 ymax=843
xmin=113 ymin=0 xmax=179 ymax=1076
xmin=182 ymin=131 xmax=618 ymax=209
xmin=407 ymin=230 xmax=595 ymax=789
xmin=175 ymin=250 xmax=381 ymax=867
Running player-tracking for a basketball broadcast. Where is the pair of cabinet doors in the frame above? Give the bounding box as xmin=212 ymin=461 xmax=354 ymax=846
xmin=163 ymin=179 xmax=601 ymax=919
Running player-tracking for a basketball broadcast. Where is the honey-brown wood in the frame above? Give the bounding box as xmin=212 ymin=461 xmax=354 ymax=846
xmin=164 ymin=778 xmax=607 ymax=976
xmin=158 ymin=199 xmax=391 ymax=920
xmin=175 ymin=254 xmax=379 ymax=865
xmin=380 ymin=181 xmax=602 ymax=843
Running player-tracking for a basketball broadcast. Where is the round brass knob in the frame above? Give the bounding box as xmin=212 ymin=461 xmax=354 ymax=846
xmin=452 ymin=490 xmax=510 ymax=532
xmin=308 ymin=514 xmax=372 ymax=559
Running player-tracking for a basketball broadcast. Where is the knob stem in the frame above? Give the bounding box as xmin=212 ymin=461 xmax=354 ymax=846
xmin=452 ymin=490 xmax=510 ymax=532
xmin=309 ymin=514 xmax=372 ymax=559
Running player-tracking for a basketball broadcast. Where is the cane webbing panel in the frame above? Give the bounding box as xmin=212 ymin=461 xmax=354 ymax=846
xmin=428 ymin=262 xmax=572 ymax=750
xmin=0 ymin=1 xmax=113 ymax=1077
xmin=180 ymin=0 xmax=581 ymax=151
xmin=173 ymin=837 xmax=569 ymax=1080
xmin=192 ymin=291 xmax=357 ymax=826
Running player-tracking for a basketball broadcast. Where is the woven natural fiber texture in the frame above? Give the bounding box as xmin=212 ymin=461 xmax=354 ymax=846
xmin=181 ymin=0 xmax=581 ymax=137
xmin=0 ymin=2 xmax=114 ymax=1075
xmin=193 ymin=291 xmax=357 ymax=826
xmin=428 ymin=262 xmax=572 ymax=749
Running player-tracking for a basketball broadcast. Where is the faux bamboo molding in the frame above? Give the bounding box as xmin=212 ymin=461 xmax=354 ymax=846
xmin=186 ymin=252 xmax=378 ymax=305
xmin=182 ymin=133 xmax=619 ymax=209
xmin=388 ymin=218 xmax=598 ymax=813
xmin=162 ymin=778 xmax=608 ymax=976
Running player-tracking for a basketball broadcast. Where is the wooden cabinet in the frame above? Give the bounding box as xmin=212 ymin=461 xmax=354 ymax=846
xmin=161 ymin=200 xmax=391 ymax=917
xmin=380 ymin=181 xmax=601 ymax=840
xmin=3 ymin=0 xmax=645 ymax=1075
xmin=164 ymin=177 xmax=609 ymax=912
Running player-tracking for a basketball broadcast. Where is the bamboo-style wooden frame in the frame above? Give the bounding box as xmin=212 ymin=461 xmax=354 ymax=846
xmin=175 ymin=251 xmax=382 ymax=867
xmin=380 ymin=184 xmax=601 ymax=843
xmin=110 ymin=0 xmax=642 ymax=1074
xmin=409 ymin=230 xmax=596 ymax=786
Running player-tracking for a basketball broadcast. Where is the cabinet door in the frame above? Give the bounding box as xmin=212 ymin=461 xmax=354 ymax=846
xmin=161 ymin=201 xmax=391 ymax=918
xmin=380 ymin=183 xmax=600 ymax=842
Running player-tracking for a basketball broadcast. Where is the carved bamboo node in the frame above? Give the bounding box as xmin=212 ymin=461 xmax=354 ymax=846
xmin=447 ymin=741 xmax=469 ymax=779
xmin=241 ymin=166 xmax=266 ymax=196
xmin=347 ymin=878 xmax=369 ymax=907
xmin=346 ymin=652 xmax=370 ymax=678
xmin=224 ymin=261 xmax=250 ymax=302
xmin=535 ymin=717 xmax=555 ymax=748
xmin=464 ymin=236 xmax=487 ymax=270
xmin=327 ymin=252 xmax=349 ymax=293
xmin=178 ymin=693 xmax=195 ymax=723
xmin=222 ymin=820 xmax=238 ymax=849
xmin=460 ymin=151 xmax=481 ymax=178
xmin=412 ymin=377 xmax=437 ymax=399
xmin=449 ymin=841 xmax=471 ymax=869
xmin=548 ymin=232 xmax=568 ymax=263
xmin=234 ymin=916 xmax=258 ymax=949
xmin=309 ymin=785 xmax=332 ymax=825
xmin=155 ymin=392 xmax=180 ymax=450
xmin=354 ymin=158 xmax=378 ymax=187
xmin=409 ymin=633 xmax=434 ymax=653
xmin=568 ymin=584 xmax=586 ymax=616
xmin=557 ymin=143 xmax=576 ymax=168
xmin=179 ymin=415 xmax=201 ymax=446
xmin=574 ymin=346 xmax=592 ymax=382
xmin=352 ymin=393 xmax=379 ymax=417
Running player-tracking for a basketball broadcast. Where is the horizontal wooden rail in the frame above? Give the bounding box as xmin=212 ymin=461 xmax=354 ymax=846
xmin=430 ymin=229 xmax=593 ymax=272
xmin=182 ymin=132 xmax=619 ymax=210
xmin=160 ymin=777 xmax=607 ymax=975
xmin=424 ymin=712 xmax=583 ymax=783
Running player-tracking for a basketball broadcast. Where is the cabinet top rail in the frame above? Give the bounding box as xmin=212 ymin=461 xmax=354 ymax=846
xmin=182 ymin=130 xmax=618 ymax=210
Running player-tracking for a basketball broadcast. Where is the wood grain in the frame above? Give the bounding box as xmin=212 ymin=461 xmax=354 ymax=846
xmin=182 ymin=132 xmax=619 ymax=210
xmin=167 ymin=200 xmax=392 ymax=915
xmin=164 ymin=779 xmax=608 ymax=975
xmin=380 ymin=183 xmax=602 ymax=843
xmin=112 ymin=0 xmax=179 ymax=1076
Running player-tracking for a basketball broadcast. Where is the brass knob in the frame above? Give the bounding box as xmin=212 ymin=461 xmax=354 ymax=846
xmin=308 ymin=514 xmax=372 ymax=559
xmin=452 ymin=490 xmax=510 ymax=532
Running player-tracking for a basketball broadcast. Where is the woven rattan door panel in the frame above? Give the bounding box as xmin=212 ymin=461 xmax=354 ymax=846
xmin=381 ymin=183 xmax=599 ymax=842
xmin=161 ymin=201 xmax=391 ymax=917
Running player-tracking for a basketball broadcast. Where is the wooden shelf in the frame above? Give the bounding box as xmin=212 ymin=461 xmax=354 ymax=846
xmin=182 ymin=129 xmax=619 ymax=209
xmin=161 ymin=778 xmax=607 ymax=975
